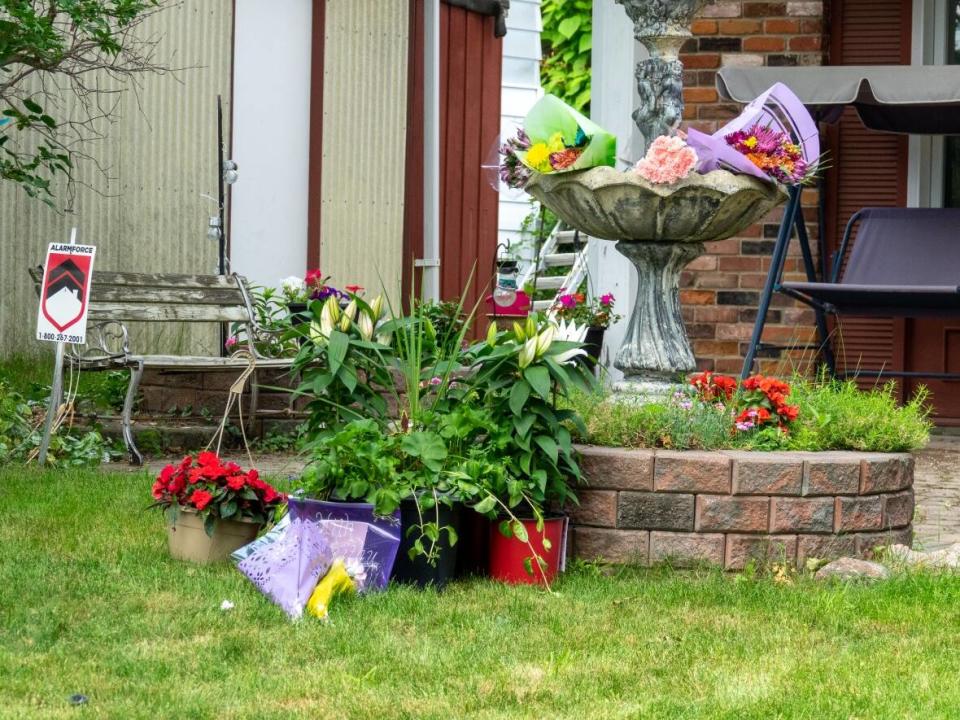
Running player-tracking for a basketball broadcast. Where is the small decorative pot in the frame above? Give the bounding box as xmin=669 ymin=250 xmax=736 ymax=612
xmin=167 ymin=508 xmax=261 ymax=564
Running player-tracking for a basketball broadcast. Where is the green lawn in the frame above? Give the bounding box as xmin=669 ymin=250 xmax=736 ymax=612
xmin=3 ymin=468 xmax=960 ymax=719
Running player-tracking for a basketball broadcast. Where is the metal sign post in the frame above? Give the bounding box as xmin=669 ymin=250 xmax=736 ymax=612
xmin=38 ymin=227 xmax=80 ymax=465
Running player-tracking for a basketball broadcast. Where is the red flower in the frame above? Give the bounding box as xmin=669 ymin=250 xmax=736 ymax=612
xmin=189 ymin=489 xmax=214 ymax=511
xmin=168 ymin=473 xmax=187 ymax=496
xmin=305 ymin=268 xmax=324 ymax=287
xmin=712 ymin=374 xmax=737 ymax=400
xmin=262 ymin=486 xmax=279 ymax=504
xmin=151 ymin=479 xmax=166 ymax=500
xmin=778 ymin=404 xmax=799 ymax=423
xmin=345 ymin=284 xmax=364 ymax=294
xmin=226 ymin=475 xmax=246 ymax=492
xmin=187 ymin=467 xmax=205 ymax=484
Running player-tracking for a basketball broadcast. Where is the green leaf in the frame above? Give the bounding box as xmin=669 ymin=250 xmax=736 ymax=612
xmin=327 ymin=330 xmax=349 ymax=375
xmin=535 ymin=435 xmax=559 ymax=464
xmin=542 ymin=537 xmax=553 ymax=551
xmin=220 ymin=500 xmax=237 ymax=519
xmin=557 ymin=16 xmax=581 ymax=39
xmin=513 ymin=412 xmax=536 ymax=439
xmin=22 ymin=98 xmax=42 ymax=114
xmin=512 ymin=520 xmax=529 ymax=543
xmin=473 ymin=495 xmax=497 ymax=514
xmin=523 ymin=366 xmax=551 ymax=400
xmin=498 ymin=519 xmax=513 ymax=538
xmin=578 ymin=33 xmax=592 ymax=53
xmin=446 ymin=525 xmax=458 ymax=546
xmin=509 ymin=380 xmax=531 ymax=417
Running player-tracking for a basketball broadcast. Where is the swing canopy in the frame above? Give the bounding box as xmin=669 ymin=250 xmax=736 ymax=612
xmin=718 ymin=66 xmax=960 ymax=378
xmin=718 ymin=65 xmax=960 ymax=135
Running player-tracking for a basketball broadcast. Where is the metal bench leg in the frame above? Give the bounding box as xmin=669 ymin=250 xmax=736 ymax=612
xmin=742 ymin=186 xmax=801 ymax=379
xmin=794 ymin=207 xmax=836 ymax=375
xmin=122 ymin=360 xmax=145 ymax=466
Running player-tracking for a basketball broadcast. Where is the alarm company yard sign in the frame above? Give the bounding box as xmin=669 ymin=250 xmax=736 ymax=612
xmin=36 ymin=243 xmax=97 ymax=344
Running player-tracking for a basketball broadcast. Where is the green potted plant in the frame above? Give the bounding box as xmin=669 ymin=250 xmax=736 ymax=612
xmin=150 ymin=452 xmax=285 ymax=564
xmin=463 ymin=315 xmax=596 ymax=585
xmin=551 ymin=291 xmax=621 ymax=366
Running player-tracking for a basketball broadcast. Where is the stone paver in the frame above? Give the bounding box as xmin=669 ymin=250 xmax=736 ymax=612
xmin=913 ymin=436 xmax=960 ymax=550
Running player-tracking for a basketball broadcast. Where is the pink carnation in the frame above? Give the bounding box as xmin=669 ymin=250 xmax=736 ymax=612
xmin=633 ymin=135 xmax=699 ymax=185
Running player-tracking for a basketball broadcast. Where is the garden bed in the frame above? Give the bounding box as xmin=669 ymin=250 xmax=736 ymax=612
xmin=570 ymin=446 xmax=914 ymax=570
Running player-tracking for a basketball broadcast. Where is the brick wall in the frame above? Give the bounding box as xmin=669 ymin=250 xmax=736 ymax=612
xmin=570 ymin=445 xmax=914 ymax=569
xmin=678 ymin=1 xmax=828 ymax=376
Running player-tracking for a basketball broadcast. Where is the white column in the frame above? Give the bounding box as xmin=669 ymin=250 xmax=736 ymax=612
xmin=588 ymin=0 xmax=646 ymax=384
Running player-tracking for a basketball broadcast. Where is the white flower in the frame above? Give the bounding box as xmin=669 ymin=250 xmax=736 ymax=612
xmin=534 ymin=326 xmax=556 ymax=358
xmin=220 ymin=600 xmax=235 ymax=611
xmin=357 ymin=312 xmax=374 ymax=341
xmin=280 ymin=276 xmax=306 ymax=299
xmin=518 ymin=336 xmax=537 ymax=368
xmin=550 ymin=318 xmax=588 ymax=365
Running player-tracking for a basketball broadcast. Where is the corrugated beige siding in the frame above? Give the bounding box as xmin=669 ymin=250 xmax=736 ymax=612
xmin=321 ymin=0 xmax=409 ymax=303
xmin=0 ymin=2 xmax=233 ymax=358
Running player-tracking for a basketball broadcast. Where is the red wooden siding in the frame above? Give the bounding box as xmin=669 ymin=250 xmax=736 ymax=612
xmin=403 ymin=1 xmax=503 ymax=322
xmin=825 ymin=0 xmax=911 ymax=385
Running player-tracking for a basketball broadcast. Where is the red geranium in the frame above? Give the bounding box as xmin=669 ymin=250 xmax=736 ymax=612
xmin=149 ymin=453 xmax=285 ymax=531
xmin=690 ymin=371 xmax=737 ymax=403
xmin=189 ymin=489 xmax=214 ymax=511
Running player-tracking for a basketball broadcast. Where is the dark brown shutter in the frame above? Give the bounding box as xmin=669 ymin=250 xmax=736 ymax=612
xmin=824 ymin=0 xmax=911 ymax=383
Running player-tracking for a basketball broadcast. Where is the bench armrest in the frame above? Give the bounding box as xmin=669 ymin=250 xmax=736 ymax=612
xmin=65 ymin=320 xmax=130 ymax=366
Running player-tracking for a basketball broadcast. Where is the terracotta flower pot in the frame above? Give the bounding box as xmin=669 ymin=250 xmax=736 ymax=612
xmin=167 ymin=508 xmax=261 ymax=564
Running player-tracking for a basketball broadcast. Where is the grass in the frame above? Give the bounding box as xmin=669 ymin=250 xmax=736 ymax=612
xmin=3 ymin=468 xmax=960 ymax=718
xmin=568 ymin=376 xmax=933 ymax=452
xmin=0 ymin=354 xmax=128 ymax=412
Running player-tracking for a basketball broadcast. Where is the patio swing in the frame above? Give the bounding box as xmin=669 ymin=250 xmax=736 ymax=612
xmin=715 ymin=66 xmax=960 ymax=380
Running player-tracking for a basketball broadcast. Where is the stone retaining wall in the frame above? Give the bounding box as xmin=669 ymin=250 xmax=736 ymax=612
xmin=570 ymin=446 xmax=914 ymax=569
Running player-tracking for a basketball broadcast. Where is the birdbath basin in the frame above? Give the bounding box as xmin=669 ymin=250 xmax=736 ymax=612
xmin=526 ymin=166 xmax=786 ymax=396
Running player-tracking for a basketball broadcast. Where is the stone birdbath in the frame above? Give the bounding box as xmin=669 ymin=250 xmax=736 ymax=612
xmin=526 ymin=0 xmax=786 ymax=397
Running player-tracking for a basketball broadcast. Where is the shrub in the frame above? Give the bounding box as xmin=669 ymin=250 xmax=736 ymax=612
xmin=568 ymin=375 xmax=932 ymax=453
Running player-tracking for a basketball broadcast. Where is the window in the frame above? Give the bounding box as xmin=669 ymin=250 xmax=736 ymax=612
xmin=944 ymin=2 xmax=960 ymax=206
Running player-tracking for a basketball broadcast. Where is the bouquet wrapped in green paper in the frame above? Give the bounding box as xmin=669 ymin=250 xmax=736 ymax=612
xmin=520 ymin=94 xmax=616 ymax=175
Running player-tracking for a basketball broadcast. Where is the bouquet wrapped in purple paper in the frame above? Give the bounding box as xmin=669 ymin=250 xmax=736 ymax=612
xmin=234 ymin=498 xmax=401 ymax=620
xmin=687 ymin=82 xmax=819 ymax=186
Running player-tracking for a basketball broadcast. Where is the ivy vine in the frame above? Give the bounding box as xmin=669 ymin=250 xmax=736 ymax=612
xmin=540 ymin=0 xmax=592 ymax=114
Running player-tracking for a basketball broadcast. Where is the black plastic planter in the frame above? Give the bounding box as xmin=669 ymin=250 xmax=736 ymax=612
xmin=392 ymin=498 xmax=461 ymax=590
xmin=583 ymin=326 xmax=605 ymax=366
xmin=454 ymin=510 xmax=491 ymax=578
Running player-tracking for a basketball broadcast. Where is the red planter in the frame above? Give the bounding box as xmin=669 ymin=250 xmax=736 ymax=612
xmin=489 ymin=516 xmax=567 ymax=585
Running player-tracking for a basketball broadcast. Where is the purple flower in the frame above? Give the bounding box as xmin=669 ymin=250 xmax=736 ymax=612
xmin=599 ymin=293 xmax=615 ymax=307
xmin=224 ymin=336 xmax=238 ymax=350
xmin=558 ymin=294 xmax=577 ymax=309
xmin=429 ymin=376 xmax=442 ymax=386
xmin=736 ymin=421 xmax=755 ymax=432
xmin=311 ymin=285 xmax=347 ymax=302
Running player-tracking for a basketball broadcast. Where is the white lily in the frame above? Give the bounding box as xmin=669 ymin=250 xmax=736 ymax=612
xmin=534 ymin=325 xmax=556 ymax=358
xmin=369 ymin=294 xmax=385 ymax=320
xmin=518 ymin=336 xmax=537 ymax=369
xmin=357 ymin=312 xmax=375 ymax=341
xmin=339 ymin=299 xmax=357 ymax=332
xmin=551 ymin=318 xmax=589 ymax=365
xmin=319 ymin=296 xmax=340 ymax=338
xmin=486 ymin=321 xmax=498 ymax=348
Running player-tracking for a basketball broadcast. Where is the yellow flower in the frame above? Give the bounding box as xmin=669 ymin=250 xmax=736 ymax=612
xmin=547 ymin=131 xmax=566 ymax=154
xmin=525 ymin=143 xmax=552 ymax=172
xmin=744 ymin=136 xmax=758 ymax=149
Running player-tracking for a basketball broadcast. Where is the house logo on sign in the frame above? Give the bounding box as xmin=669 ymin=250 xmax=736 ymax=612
xmin=36 ymin=243 xmax=97 ymax=344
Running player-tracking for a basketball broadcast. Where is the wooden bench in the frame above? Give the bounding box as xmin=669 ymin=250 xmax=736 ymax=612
xmin=29 ymin=268 xmax=295 ymax=465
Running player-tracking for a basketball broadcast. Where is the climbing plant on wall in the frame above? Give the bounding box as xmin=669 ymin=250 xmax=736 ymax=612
xmin=540 ymin=0 xmax=592 ymax=114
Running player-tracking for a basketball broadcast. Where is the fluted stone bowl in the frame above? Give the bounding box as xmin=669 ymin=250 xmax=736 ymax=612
xmin=525 ymin=166 xmax=786 ymax=244
xmin=525 ymin=166 xmax=787 ymax=398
